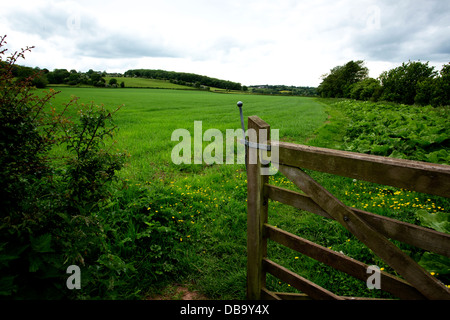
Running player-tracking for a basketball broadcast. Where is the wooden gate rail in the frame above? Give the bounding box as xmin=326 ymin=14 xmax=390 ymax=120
xmin=246 ymin=116 xmax=450 ymax=300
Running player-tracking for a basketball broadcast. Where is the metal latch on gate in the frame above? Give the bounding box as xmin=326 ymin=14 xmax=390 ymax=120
xmin=237 ymin=101 xmax=271 ymax=151
xmin=240 ymin=139 xmax=271 ymax=151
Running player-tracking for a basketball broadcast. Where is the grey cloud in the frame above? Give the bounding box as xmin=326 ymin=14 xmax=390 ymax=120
xmin=349 ymin=1 xmax=450 ymax=62
xmin=74 ymin=33 xmax=180 ymax=59
xmin=5 ymin=5 xmax=95 ymax=39
xmin=5 ymin=4 xmax=179 ymax=59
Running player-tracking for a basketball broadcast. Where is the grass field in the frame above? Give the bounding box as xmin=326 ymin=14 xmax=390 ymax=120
xmin=103 ymin=76 xmax=196 ymax=89
xmin=48 ymin=87 xmax=328 ymax=181
xmin=42 ymin=87 xmax=449 ymax=299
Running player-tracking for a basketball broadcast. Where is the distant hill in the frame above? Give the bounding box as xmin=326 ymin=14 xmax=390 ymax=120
xmin=124 ymin=69 xmax=242 ymax=91
xmin=103 ymin=76 xmax=195 ymax=90
xmin=11 ymin=63 xmax=317 ymax=94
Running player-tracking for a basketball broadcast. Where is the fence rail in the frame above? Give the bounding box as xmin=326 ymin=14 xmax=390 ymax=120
xmin=246 ymin=115 xmax=450 ymax=300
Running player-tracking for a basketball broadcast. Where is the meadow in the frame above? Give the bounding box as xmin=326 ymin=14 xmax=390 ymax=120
xmin=42 ymin=87 xmax=449 ymax=299
xmin=103 ymin=76 xmax=196 ymax=89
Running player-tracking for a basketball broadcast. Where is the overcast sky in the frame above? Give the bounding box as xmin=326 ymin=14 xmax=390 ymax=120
xmin=1 ymin=0 xmax=449 ymax=86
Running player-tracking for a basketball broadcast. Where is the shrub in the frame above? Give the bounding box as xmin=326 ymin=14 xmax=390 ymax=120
xmin=0 ymin=35 xmax=130 ymax=299
xmin=379 ymin=61 xmax=436 ymax=105
xmin=349 ymin=78 xmax=382 ymax=101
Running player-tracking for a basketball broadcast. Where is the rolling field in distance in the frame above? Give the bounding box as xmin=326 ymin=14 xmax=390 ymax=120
xmin=103 ymin=76 xmax=196 ymax=89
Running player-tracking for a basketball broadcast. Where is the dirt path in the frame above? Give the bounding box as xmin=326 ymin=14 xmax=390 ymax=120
xmin=146 ymin=284 xmax=209 ymax=300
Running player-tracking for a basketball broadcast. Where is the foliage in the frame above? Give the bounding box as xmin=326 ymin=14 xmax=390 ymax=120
xmin=335 ymin=100 xmax=449 ymax=164
xmin=0 ymin=35 xmax=69 ymax=298
xmin=415 ymin=210 xmax=450 ymax=279
xmin=379 ymin=60 xmax=437 ymax=105
xmin=318 ymin=60 xmax=450 ymax=107
xmin=0 ymin=35 xmax=140 ymax=299
xmin=348 ymin=78 xmax=382 ymax=101
xmin=60 ymin=100 xmax=126 ymax=207
xmin=44 ymin=68 xmax=108 ymax=87
xmin=0 ymin=36 xmax=59 ymax=216
xmin=317 ymin=60 xmax=368 ymax=98
xmin=415 ymin=63 xmax=450 ymax=107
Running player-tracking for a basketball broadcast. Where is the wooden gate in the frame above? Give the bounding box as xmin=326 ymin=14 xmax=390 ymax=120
xmin=246 ymin=116 xmax=450 ymax=300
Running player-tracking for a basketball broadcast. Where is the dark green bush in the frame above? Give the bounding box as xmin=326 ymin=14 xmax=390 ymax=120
xmin=0 ymin=35 xmax=132 ymax=299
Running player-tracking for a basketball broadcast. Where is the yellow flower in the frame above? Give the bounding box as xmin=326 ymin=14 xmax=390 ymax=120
xmin=430 ymin=272 xmax=435 ymax=276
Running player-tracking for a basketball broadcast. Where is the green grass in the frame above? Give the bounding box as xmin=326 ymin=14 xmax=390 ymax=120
xmin=104 ymin=76 xmax=196 ymax=89
xmin=41 ymin=87 xmax=449 ymax=299
xmin=44 ymin=87 xmax=329 ymax=298
xmin=47 ymin=87 xmax=328 ymax=181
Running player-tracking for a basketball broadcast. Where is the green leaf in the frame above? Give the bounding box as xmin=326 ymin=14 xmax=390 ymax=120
xmin=415 ymin=209 xmax=450 ymax=234
xmin=0 ymin=254 xmax=20 ymax=267
xmin=97 ymin=253 xmax=135 ymax=274
xmin=0 ymin=276 xmax=17 ymax=296
xmin=30 ymin=234 xmax=54 ymax=253
xmin=418 ymin=252 xmax=450 ymax=275
xmin=29 ymin=255 xmax=43 ymax=272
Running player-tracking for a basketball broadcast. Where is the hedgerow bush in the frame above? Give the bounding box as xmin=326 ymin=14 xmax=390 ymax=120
xmin=0 ymin=35 xmax=147 ymax=299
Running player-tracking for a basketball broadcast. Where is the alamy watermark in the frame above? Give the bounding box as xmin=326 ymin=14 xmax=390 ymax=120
xmin=366 ymin=265 xmax=381 ymax=290
xmin=171 ymin=121 xmax=279 ymax=175
xmin=365 ymin=5 xmax=381 ymax=31
xmin=66 ymin=265 xmax=81 ymax=290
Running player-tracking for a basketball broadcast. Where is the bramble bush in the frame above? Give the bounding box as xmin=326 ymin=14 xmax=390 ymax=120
xmin=0 ymin=35 xmax=143 ymax=299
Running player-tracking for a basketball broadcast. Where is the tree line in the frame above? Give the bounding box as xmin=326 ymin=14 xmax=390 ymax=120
xmin=124 ymin=69 xmax=243 ymax=91
xmin=6 ymin=65 xmax=124 ymax=88
xmin=249 ymin=84 xmax=317 ymax=96
xmin=11 ymin=65 xmax=242 ymax=91
xmin=317 ymin=60 xmax=450 ymax=107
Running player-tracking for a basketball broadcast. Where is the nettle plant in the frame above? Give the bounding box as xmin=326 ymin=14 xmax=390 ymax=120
xmin=0 ymin=35 xmax=128 ymax=298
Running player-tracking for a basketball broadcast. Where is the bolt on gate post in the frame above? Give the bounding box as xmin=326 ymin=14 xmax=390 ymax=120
xmin=246 ymin=116 xmax=271 ymax=300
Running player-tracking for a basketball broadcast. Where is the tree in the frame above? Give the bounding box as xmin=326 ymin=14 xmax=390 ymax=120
xmin=317 ymin=60 xmax=368 ymax=98
xmin=415 ymin=78 xmax=436 ymax=106
xmin=31 ymin=70 xmax=49 ymax=88
xmin=50 ymin=68 xmax=70 ymax=84
xmin=90 ymin=72 xmax=105 ymax=87
xmin=67 ymin=72 xmax=81 ymax=85
xmin=431 ymin=63 xmax=450 ymax=107
xmin=415 ymin=63 xmax=450 ymax=107
xmin=379 ymin=61 xmax=436 ymax=105
xmin=109 ymin=78 xmax=117 ymax=86
xmin=349 ymin=78 xmax=382 ymax=101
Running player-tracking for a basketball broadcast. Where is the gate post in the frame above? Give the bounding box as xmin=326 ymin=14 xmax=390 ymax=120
xmin=246 ymin=116 xmax=270 ymax=299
